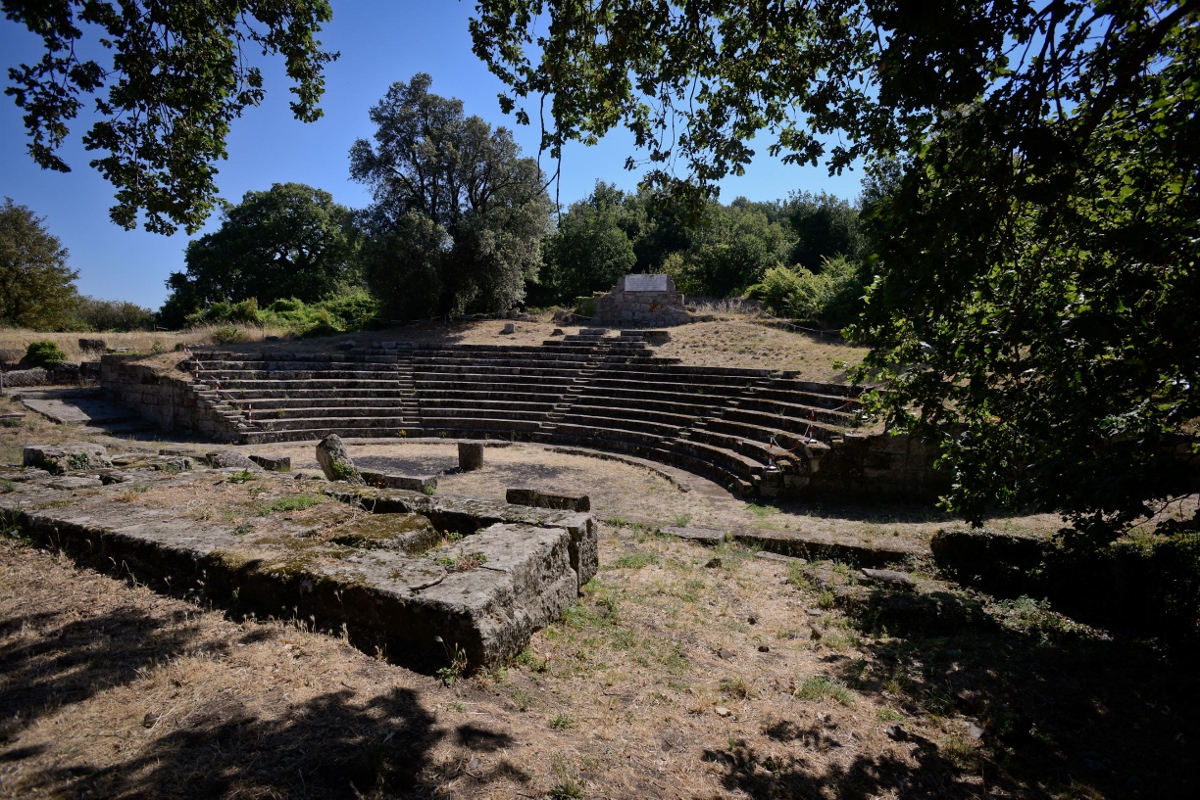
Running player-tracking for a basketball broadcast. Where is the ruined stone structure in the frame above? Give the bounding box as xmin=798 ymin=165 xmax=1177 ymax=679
xmin=101 ymin=331 xmax=948 ymax=503
xmin=593 ymin=274 xmax=691 ymax=327
xmin=0 ymin=451 xmax=598 ymax=671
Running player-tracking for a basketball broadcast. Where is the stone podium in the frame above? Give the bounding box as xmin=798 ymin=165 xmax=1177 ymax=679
xmin=593 ymin=274 xmax=691 ymax=327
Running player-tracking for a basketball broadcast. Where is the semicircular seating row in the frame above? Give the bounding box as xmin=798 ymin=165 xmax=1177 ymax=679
xmin=187 ymin=329 xmax=863 ymax=496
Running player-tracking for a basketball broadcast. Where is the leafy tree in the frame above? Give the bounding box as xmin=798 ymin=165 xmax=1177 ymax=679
xmin=3 ymin=0 xmax=336 ymax=234
xmin=472 ymin=1 xmax=1200 ymax=538
xmin=0 ymin=197 xmax=79 ymax=329
xmin=350 ymin=74 xmax=551 ymax=318
xmin=165 ymin=183 xmax=360 ymax=315
xmin=542 ymin=181 xmax=637 ymax=301
xmin=782 ymin=192 xmax=865 ymax=272
xmin=669 ymin=199 xmax=793 ymax=297
xmin=72 ymin=295 xmax=155 ymax=331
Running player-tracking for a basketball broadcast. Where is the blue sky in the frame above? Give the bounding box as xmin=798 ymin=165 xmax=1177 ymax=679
xmin=0 ymin=2 xmax=864 ymax=310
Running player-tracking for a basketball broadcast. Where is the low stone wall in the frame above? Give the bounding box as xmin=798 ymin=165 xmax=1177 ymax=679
xmin=1 ymin=362 xmax=100 ymax=387
xmin=100 ymin=356 xmax=236 ymax=441
xmin=594 ymin=274 xmax=691 ymax=327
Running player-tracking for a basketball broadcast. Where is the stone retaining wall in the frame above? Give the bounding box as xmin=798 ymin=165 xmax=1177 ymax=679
xmin=100 ymin=356 xmax=236 ymax=440
xmin=1 ymin=362 xmax=100 ymax=387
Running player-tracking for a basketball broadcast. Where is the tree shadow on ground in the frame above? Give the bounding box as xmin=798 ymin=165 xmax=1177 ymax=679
xmin=0 ymin=604 xmax=219 ymax=742
xmin=821 ymin=585 xmax=1200 ymax=798
xmin=703 ymin=731 xmax=996 ymax=799
xmin=0 ymin=601 xmax=452 ymax=798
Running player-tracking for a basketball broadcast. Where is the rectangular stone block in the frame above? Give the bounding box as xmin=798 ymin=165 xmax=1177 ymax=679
xmin=360 ymin=470 xmax=438 ymax=494
xmin=249 ymin=454 xmax=291 ymax=471
xmin=505 ymin=487 xmax=591 ymax=512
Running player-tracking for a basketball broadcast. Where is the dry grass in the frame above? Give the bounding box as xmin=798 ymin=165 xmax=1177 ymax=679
xmin=4 ymin=506 xmax=1196 ymax=799
xmin=2 ymin=314 xmax=1196 ymax=797
xmin=0 ymin=324 xmax=294 ymax=365
xmin=72 ymin=308 xmax=866 ymax=384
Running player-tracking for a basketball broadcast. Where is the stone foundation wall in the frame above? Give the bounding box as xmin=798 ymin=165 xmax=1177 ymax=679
xmin=100 ymin=356 xmax=236 ymax=441
xmin=762 ymin=431 xmax=949 ymax=503
xmin=594 ymin=274 xmax=691 ymax=327
xmin=1 ymin=362 xmax=100 ymax=387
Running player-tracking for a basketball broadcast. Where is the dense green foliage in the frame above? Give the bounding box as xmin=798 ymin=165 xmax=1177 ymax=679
xmin=0 ymin=198 xmax=79 ymax=330
xmin=3 ymin=0 xmax=336 ymax=234
xmin=161 ymin=183 xmax=360 ymax=326
xmin=746 ymin=256 xmax=864 ymax=328
xmin=350 ymin=74 xmax=551 ymax=319
xmin=539 ymin=185 xmax=862 ymax=306
xmin=21 ymin=340 xmax=67 ymax=369
xmin=540 ymin=182 xmax=637 ymax=302
xmin=474 ymin=0 xmax=1200 ymax=539
xmin=183 ymin=290 xmax=379 ymax=338
xmin=71 ymin=296 xmax=155 ymax=332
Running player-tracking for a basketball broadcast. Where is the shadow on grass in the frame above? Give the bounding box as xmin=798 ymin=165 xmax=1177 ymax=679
xmin=0 ymin=596 xmax=448 ymax=797
xmin=821 ymin=585 xmax=1200 ymax=798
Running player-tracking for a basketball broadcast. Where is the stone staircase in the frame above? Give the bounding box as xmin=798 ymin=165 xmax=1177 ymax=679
xmin=184 ymin=331 xmax=865 ymax=496
xmin=186 ymin=347 xmax=418 ymax=444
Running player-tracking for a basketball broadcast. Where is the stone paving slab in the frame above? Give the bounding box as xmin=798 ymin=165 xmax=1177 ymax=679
xmin=16 ymin=388 xmax=142 ymax=426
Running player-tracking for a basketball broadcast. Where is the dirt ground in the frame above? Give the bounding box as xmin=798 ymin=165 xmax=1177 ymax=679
xmin=1 ymin=316 xmax=1198 ymax=799
xmin=3 ymin=431 xmax=1198 ymax=798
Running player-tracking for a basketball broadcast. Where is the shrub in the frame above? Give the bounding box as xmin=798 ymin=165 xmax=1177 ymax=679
xmin=211 ymin=325 xmax=248 ymax=344
xmin=22 ymin=340 xmax=68 ymax=368
xmin=745 ymin=255 xmax=866 ymax=328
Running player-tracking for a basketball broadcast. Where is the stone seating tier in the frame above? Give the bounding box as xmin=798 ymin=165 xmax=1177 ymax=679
xmin=721 ymin=403 xmax=860 ymax=433
xmin=186 ymin=344 xmax=861 ymax=497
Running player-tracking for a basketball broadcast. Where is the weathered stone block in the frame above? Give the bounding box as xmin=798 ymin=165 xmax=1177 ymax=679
xmin=458 ymin=442 xmax=484 ymax=471
xmin=316 ymin=434 xmax=362 ymax=483
xmin=23 ymin=443 xmax=111 ymax=474
xmin=505 ymin=488 xmax=591 ymax=512
xmin=207 ymin=451 xmax=262 ymax=471
xmin=249 ymin=454 xmax=291 ymax=472
xmin=360 ymin=470 xmax=438 ymax=494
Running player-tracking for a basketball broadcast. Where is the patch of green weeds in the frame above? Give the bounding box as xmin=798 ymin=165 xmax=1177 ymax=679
xmin=514 ymin=649 xmax=549 ymax=673
xmin=0 ymin=418 xmax=23 ymax=428
xmin=510 ymin=687 xmax=535 ymax=711
xmin=328 ymin=460 xmax=357 ymax=482
xmin=65 ymin=452 xmax=92 ymax=471
xmin=674 ymin=514 xmax=691 ymax=527
xmin=546 ymin=780 xmax=585 ymax=800
xmin=257 ymin=493 xmax=323 ymax=516
xmin=876 ymin=707 xmax=905 ymax=723
xmin=786 ymin=562 xmax=812 ymax=591
xmin=605 ymin=516 xmax=629 ymax=527
xmin=0 ymin=480 xmax=14 ymax=493
xmin=719 ymin=676 xmax=754 ymax=699
xmin=436 ymin=640 xmax=467 ymax=686
xmin=34 ymin=499 xmax=69 ymax=510
xmin=1 ymin=514 xmax=32 ymax=546
xmin=610 ymin=550 xmax=658 ymax=570
xmin=225 ymin=469 xmax=257 ymax=484
xmin=940 ymin=731 xmax=980 ymax=769
xmin=746 ymin=502 xmax=777 ymax=517
xmin=991 ymin=595 xmax=1086 ymax=639
xmin=816 ymin=590 xmax=835 ymax=609
xmin=550 ymin=713 xmax=575 ymax=730
xmin=795 ymin=675 xmax=855 ymax=706
xmin=435 ymin=551 xmax=489 ymax=572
